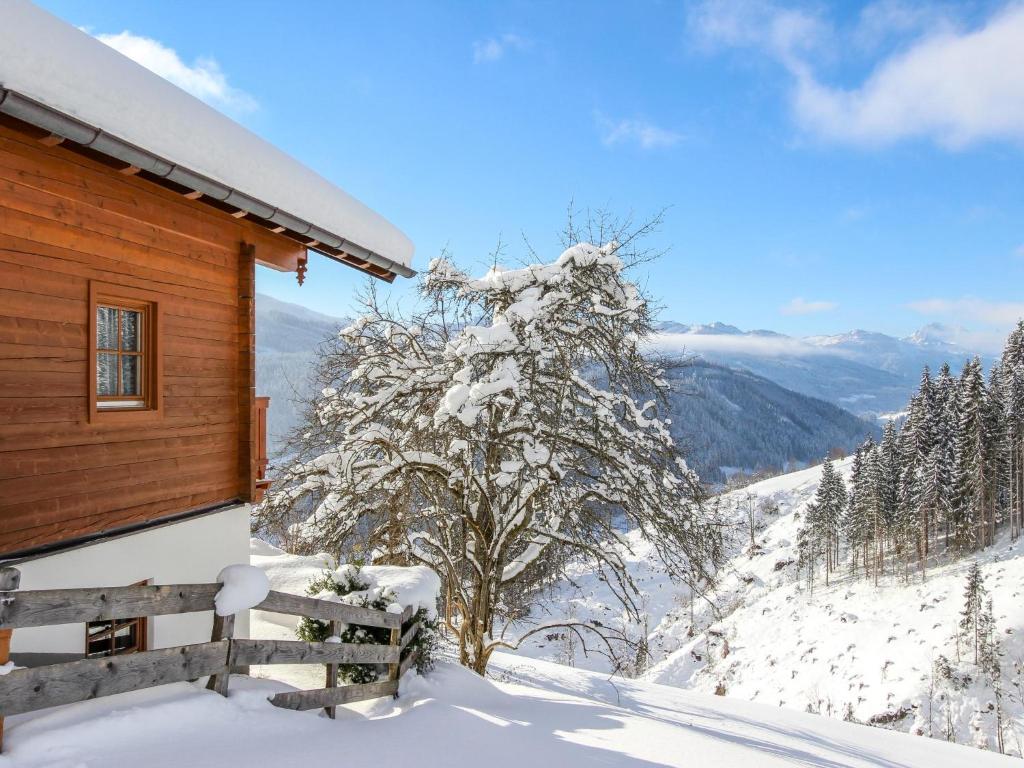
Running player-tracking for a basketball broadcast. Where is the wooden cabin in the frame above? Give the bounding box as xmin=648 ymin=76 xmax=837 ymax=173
xmin=0 ymin=1 xmax=414 ymax=664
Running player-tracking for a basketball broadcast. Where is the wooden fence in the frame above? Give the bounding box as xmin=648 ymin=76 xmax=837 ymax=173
xmin=0 ymin=567 xmax=423 ymax=751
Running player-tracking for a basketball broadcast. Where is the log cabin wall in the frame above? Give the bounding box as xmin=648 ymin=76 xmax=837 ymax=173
xmin=0 ymin=121 xmax=295 ymax=555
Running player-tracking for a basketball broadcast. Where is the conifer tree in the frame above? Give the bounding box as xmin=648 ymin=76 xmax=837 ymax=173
xmin=1005 ymin=322 xmax=1024 ymax=539
xmin=844 ymin=444 xmax=867 ymax=575
xmin=934 ymin=362 xmax=959 ymax=547
xmin=959 ymin=561 xmax=987 ymax=664
xmin=952 ymin=359 xmax=988 ymax=551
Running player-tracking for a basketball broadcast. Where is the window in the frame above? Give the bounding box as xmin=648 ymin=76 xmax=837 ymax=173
xmin=85 ymin=579 xmax=149 ymax=658
xmin=85 ymin=615 xmax=148 ymax=657
xmin=96 ymin=303 xmax=148 ymax=408
xmin=89 ymin=282 xmax=161 ymax=419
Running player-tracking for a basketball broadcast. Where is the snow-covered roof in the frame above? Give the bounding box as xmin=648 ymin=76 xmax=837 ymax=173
xmin=0 ymin=0 xmax=414 ymax=277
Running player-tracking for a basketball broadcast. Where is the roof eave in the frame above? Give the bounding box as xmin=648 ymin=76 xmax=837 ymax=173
xmin=0 ymin=87 xmax=416 ymax=281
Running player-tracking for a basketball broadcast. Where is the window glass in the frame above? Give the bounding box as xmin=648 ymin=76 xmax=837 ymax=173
xmin=121 ymin=309 xmax=140 ymax=352
xmin=97 ymin=306 xmax=117 ymax=349
xmin=120 ymin=355 xmax=140 ymax=396
xmin=97 ymin=352 xmax=117 ymax=395
xmin=95 ymin=302 xmax=152 ymax=408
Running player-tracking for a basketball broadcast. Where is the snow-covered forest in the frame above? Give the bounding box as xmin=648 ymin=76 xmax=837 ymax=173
xmin=798 ymin=323 xmax=1024 ymax=587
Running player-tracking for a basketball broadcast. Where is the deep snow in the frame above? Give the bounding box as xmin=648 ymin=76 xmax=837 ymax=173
xmin=4 ymin=656 xmax=1008 ymax=768
xmin=4 ymin=526 xmax=1016 ymax=766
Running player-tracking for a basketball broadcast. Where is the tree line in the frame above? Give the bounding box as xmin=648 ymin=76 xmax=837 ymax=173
xmin=799 ymin=321 xmax=1024 ymax=586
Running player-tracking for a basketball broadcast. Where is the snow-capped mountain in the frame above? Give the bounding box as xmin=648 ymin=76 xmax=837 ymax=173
xmin=653 ymin=321 xmax=991 ymax=419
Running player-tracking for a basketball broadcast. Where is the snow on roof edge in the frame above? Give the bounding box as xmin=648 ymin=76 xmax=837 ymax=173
xmin=0 ymin=1 xmax=415 ymax=273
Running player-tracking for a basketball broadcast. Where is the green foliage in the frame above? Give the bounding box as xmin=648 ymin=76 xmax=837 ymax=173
xmin=296 ymin=566 xmax=437 ymax=684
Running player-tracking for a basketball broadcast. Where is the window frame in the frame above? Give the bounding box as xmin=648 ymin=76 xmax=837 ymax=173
xmin=83 ymin=579 xmax=151 ymax=658
xmin=88 ymin=281 xmax=163 ymax=423
xmin=95 ymin=300 xmax=148 ymax=407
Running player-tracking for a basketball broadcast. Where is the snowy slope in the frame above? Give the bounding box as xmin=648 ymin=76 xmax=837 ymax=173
xmin=510 ymin=459 xmax=1024 ymax=756
xmin=646 ymin=478 xmax=1024 ymax=754
xmin=4 ymin=655 xmax=1007 ymax=767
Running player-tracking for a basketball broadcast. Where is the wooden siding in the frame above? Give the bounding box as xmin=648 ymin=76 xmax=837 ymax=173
xmin=0 ymin=123 xmax=296 ymax=555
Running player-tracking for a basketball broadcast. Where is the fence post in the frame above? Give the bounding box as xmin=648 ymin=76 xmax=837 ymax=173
xmin=388 ymin=614 xmax=401 ymax=698
xmin=0 ymin=567 xmax=21 ymax=754
xmin=324 ymin=619 xmax=340 ymax=719
xmin=205 ymin=612 xmax=235 ymax=697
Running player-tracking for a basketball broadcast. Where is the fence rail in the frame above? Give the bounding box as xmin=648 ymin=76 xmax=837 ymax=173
xmin=0 ymin=567 xmax=423 ymax=751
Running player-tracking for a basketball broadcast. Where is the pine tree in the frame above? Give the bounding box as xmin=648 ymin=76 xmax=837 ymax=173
xmin=897 ymin=392 xmax=926 ymax=578
xmin=797 ymin=457 xmax=847 ymax=587
xmin=865 ymin=442 xmax=886 ymax=584
xmin=952 ymin=359 xmax=989 ymax=552
xmin=874 ymin=421 xmax=900 ymax=575
xmin=934 ymin=362 xmax=959 ymax=549
xmin=985 ymin=362 xmax=1010 ymax=546
xmin=959 ymin=561 xmax=987 ymax=664
xmin=844 ymin=444 xmax=868 ymax=576
xmin=1000 ymin=322 xmax=1024 ymax=540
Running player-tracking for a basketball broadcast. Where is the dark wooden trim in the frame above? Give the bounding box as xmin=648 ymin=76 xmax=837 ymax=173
xmin=237 ymin=242 xmax=256 ymax=503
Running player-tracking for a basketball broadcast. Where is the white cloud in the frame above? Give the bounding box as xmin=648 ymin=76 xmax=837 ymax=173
xmin=94 ymin=31 xmax=256 ymax=113
xmin=472 ymin=33 xmax=530 ymax=63
xmin=907 ymin=297 xmax=1024 ymax=327
xmin=596 ymin=114 xmax=684 ymax=149
xmin=650 ymin=331 xmax=820 ymax=358
xmin=689 ymin=1 xmax=1024 ymax=149
xmin=780 ymin=297 xmax=838 ymax=316
xmin=688 ymin=0 xmax=826 ymax=66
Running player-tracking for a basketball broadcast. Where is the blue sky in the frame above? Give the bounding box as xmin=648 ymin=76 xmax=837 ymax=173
xmin=37 ymin=0 xmax=1024 ymax=350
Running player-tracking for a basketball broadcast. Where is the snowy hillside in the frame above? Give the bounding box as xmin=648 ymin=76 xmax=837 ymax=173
xmin=665 ymin=361 xmax=878 ymax=482
xmin=512 ymin=460 xmax=1024 ymax=756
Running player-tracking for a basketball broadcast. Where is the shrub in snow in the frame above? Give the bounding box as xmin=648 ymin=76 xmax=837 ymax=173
xmin=296 ymin=566 xmax=437 ymax=683
xmin=258 ymin=214 xmax=725 ymax=674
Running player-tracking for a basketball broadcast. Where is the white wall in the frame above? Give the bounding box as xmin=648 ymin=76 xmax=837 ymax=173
xmin=10 ymin=504 xmax=251 ymax=655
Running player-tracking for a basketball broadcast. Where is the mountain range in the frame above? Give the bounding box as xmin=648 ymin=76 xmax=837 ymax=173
xmin=652 ymin=321 xmax=989 ymax=419
xmin=255 ymin=294 xmax=987 ymax=483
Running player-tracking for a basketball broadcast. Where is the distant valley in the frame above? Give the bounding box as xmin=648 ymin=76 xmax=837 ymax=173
xmin=256 ymin=295 xmax=986 ymax=483
xmin=652 ymin=321 xmax=990 ymax=420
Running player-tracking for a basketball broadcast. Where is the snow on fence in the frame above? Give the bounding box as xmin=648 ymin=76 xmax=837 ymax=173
xmin=0 ymin=566 xmax=424 ymax=751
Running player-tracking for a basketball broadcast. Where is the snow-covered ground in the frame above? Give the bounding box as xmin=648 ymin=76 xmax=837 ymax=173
xmin=5 ymin=528 xmax=1018 ymax=766
xmin=4 ymin=655 xmax=1008 ymax=767
xmin=511 ymin=459 xmax=1024 ymax=756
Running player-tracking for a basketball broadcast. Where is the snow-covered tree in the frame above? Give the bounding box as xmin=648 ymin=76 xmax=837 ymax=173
xmin=959 ymin=561 xmax=987 ymax=664
xmin=952 ymin=359 xmax=988 ymax=552
xmin=259 ymin=222 xmax=724 ymax=674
